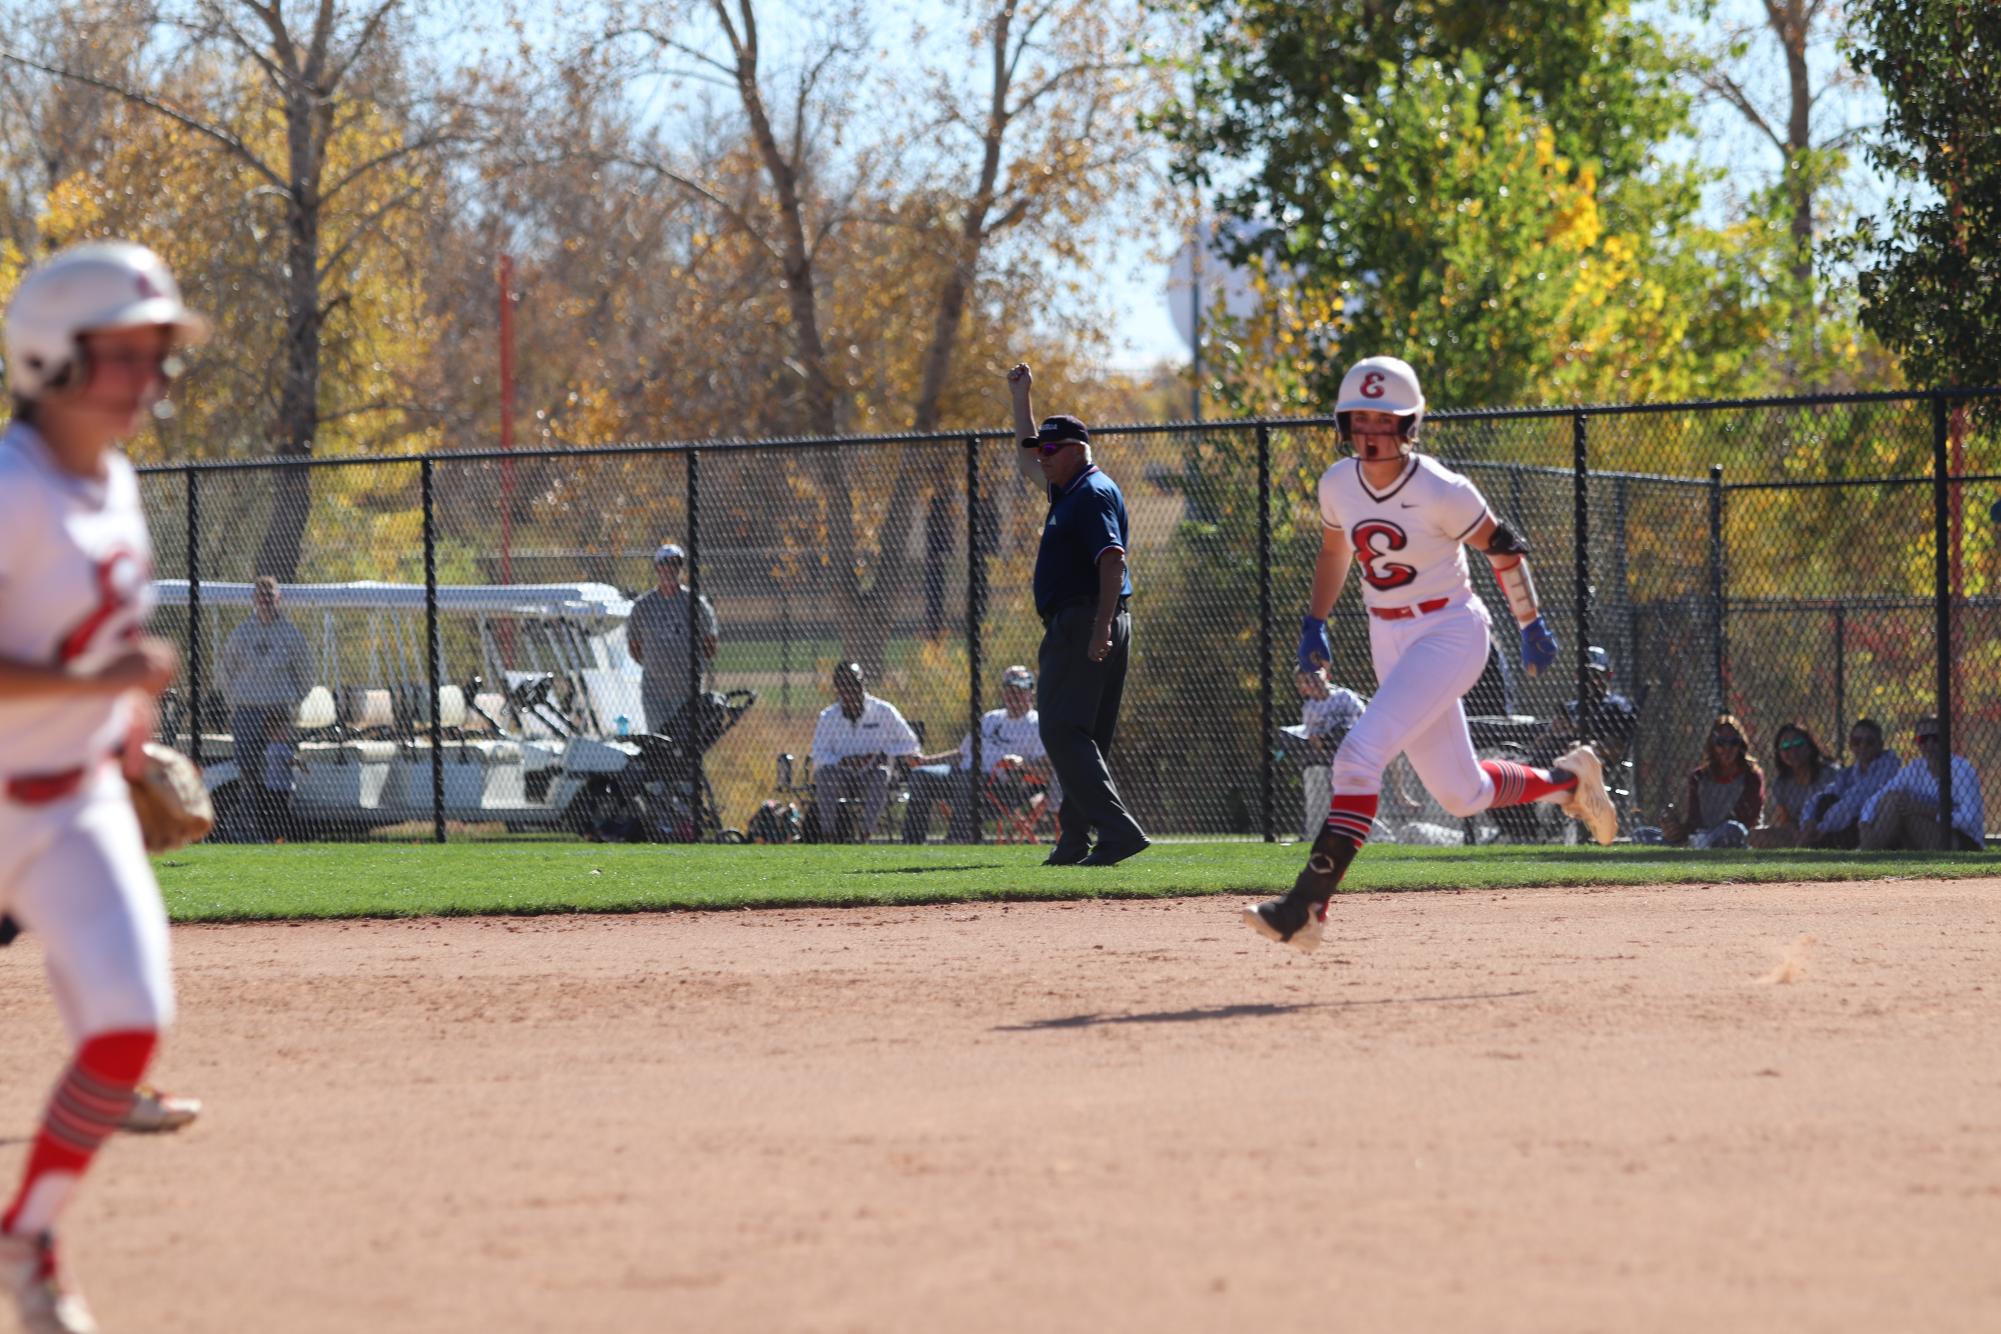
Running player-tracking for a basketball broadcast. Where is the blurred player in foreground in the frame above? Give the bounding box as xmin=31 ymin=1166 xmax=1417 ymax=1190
xmin=1245 ymin=356 xmax=1616 ymax=952
xmin=0 ymin=241 xmax=207 ymax=1333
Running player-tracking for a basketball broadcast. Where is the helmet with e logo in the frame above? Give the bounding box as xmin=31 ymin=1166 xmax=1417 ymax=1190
xmin=1334 ymin=356 xmax=1425 ymax=460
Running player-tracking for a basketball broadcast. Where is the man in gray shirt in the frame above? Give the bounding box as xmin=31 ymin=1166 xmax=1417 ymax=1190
xmin=626 ymin=542 xmax=719 ymax=734
xmin=220 ymin=576 xmax=312 ymax=760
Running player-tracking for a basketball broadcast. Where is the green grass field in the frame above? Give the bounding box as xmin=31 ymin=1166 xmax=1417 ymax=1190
xmin=151 ymin=841 xmax=1998 ymax=923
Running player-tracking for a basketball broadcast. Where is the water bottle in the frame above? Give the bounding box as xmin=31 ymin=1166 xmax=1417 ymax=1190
xmin=777 ymin=753 xmax=794 ymax=789
xmin=615 ymin=714 xmax=630 ymax=737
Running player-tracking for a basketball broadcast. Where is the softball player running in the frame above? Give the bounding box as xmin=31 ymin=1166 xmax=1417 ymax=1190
xmin=1246 ymin=356 xmax=1615 ymax=952
xmin=0 ymin=242 xmax=207 ymax=1333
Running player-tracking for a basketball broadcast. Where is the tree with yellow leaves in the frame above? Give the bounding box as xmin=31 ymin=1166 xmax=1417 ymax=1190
xmin=2 ymin=0 xmax=478 ymax=580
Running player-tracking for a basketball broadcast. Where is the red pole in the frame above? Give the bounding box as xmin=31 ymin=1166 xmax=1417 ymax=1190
xmin=498 ymin=252 xmax=516 ymax=586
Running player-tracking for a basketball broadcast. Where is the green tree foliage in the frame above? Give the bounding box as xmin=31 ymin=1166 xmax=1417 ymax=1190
xmin=1849 ymin=0 xmax=2001 ymax=389
xmin=1155 ymin=0 xmax=1788 ymax=411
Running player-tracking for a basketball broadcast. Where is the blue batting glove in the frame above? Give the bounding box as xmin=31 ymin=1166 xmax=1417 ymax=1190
xmin=1520 ymin=615 xmax=1558 ymax=677
xmin=1297 ymin=615 xmax=1329 ymax=674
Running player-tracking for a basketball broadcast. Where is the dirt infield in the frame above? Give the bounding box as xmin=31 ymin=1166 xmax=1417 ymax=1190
xmin=4 ymin=879 xmax=1999 ymax=1333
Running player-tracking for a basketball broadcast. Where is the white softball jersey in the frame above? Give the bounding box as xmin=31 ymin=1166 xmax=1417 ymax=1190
xmin=1317 ymin=453 xmax=1491 ymax=611
xmin=0 ymin=421 xmax=157 ymax=774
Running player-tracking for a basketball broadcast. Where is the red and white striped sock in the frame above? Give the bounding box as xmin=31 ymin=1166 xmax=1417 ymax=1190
xmin=1479 ymin=759 xmax=1576 ymax=810
xmin=1323 ymin=792 xmax=1380 ymax=847
xmin=1 ymin=1030 xmax=157 ymax=1238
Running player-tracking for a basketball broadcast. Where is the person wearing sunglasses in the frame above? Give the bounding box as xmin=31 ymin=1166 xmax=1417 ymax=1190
xmin=1748 ymin=723 xmax=1833 ymax=849
xmin=1659 ymin=713 xmax=1764 ymax=848
xmin=1007 ymin=363 xmax=1149 ymax=867
xmin=1858 ymin=716 xmax=1985 ymax=851
xmin=1797 ymin=717 xmax=1899 ymax=849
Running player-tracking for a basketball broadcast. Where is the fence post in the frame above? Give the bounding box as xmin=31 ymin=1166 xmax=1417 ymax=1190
xmin=185 ymin=467 xmax=202 ymax=765
xmin=1613 ymin=474 xmax=1635 ymax=688
xmin=1707 ymin=463 xmax=1727 ymax=715
xmin=1831 ymin=604 xmax=1847 ymax=759
xmin=421 ymin=458 xmax=445 ymax=844
xmin=1932 ymin=392 xmax=1954 ymax=843
xmin=1256 ymin=421 xmax=1275 ymax=842
xmin=686 ymin=448 xmax=706 ymax=829
xmin=965 ymin=435 xmax=984 ymax=843
xmin=1573 ymin=410 xmax=1590 ymax=702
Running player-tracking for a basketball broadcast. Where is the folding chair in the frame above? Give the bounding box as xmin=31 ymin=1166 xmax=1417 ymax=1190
xmin=984 ymin=761 xmax=1053 ymax=844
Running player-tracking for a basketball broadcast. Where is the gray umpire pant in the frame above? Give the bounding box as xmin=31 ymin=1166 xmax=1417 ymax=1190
xmin=1037 ymin=602 xmax=1145 ymax=852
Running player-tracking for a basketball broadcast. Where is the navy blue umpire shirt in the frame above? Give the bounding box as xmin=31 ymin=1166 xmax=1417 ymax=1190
xmin=1033 ymin=464 xmax=1134 ymax=618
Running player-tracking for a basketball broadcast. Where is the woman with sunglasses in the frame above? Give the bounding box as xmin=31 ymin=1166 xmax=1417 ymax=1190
xmin=0 ymin=241 xmax=207 ymax=1333
xmin=1661 ymin=714 xmax=1764 ymax=848
xmin=1748 ymin=723 xmax=1832 ymax=849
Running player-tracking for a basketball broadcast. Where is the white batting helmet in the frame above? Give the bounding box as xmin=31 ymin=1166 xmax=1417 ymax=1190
xmin=1334 ymin=355 xmax=1425 ymax=458
xmin=3 ymin=241 xmax=209 ymax=400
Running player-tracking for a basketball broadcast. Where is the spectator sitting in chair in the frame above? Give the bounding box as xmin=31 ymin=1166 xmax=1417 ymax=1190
xmin=809 ymin=661 xmax=919 ymax=841
xmin=1858 ymin=715 xmax=1985 ymax=852
xmin=1293 ymin=668 xmax=1365 ymax=841
xmin=1748 ymin=722 xmax=1833 ymax=849
xmin=1516 ymin=645 xmax=1637 ymax=843
xmin=1657 ymin=713 xmax=1763 ymax=848
xmin=1796 ymin=717 xmax=1899 ymax=849
xmin=903 ymin=664 xmax=1052 ymax=844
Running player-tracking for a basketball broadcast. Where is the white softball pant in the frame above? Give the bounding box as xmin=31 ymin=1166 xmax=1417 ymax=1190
xmin=1329 ymin=601 xmax=1497 ymax=819
xmin=0 ymin=764 xmax=176 ymax=1040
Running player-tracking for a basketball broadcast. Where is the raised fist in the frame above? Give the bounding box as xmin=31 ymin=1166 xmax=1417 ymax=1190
xmin=1007 ymin=363 xmax=1032 ymax=393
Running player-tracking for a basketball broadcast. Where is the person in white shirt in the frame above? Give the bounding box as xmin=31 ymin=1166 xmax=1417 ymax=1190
xmin=1292 ymin=669 xmax=1365 ymax=840
xmin=0 ymin=241 xmax=206 ymax=1333
xmin=1859 ymin=715 xmax=1985 ymax=851
xmin=1799 ymin=717 xmax=1901 ymax=849
xmin=809 ymin=661 xmax=919 ymax=841
xmin=219 ymin=574 xmax=311 ymax=834
xmin=903 ymin=664 xmax=1053 ymax=843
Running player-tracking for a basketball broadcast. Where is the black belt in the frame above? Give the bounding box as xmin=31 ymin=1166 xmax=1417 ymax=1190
xmin=1040 ymin=594 xmax=1130 ymax=628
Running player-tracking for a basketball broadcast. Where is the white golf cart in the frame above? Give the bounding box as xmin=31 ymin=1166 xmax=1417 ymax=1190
xmin=153 ymin=579 xmax=749 ymax=840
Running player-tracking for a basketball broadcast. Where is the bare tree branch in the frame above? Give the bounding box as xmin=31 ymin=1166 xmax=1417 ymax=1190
xmin=1699 ymin=67 xmax=1786 ymax=152
xmin=0 ymin=46 xmax=287 ymax=188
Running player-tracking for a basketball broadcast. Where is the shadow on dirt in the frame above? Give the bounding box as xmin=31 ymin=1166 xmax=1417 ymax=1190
xmin=996 ymin=989 xmax=1534 ymax=1031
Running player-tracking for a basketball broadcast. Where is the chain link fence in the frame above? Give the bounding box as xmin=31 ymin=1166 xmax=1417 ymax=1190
xmin=138 ymin=388 xmax=2000 ymax=848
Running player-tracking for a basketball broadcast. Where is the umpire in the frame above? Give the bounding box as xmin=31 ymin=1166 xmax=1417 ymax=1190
xmin=1008 ymin=363 xmax=1150 ymax=867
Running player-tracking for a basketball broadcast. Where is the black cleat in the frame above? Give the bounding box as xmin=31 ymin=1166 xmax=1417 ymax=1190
xmin=1077 ymin=836 xmax=1150 ymax=867
xmin=1242 ymin=896 xmax=1326 ymax=952
xmin=1042 ymin=843 xmax=1092 ymax=866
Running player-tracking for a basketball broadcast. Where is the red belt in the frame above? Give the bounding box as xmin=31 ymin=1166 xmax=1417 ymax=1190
xmin=4 ymin=759 xmax=106 ymax=806
xmin=1370 ymin=597 xmax=1451 ymax=621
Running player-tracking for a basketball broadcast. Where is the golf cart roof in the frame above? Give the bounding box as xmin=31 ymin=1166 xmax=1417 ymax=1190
xmin=151 ymin=580 xmax=633 ymax=619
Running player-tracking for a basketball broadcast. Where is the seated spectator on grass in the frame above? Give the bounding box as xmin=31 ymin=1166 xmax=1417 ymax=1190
xmin=1293 ymin=668 xmax=1365 ymax=841
xmin=903 ymin=664 xmax=1053 ymax=844
xmin=1554 ymin=646 xmax=1638 ymax=768
xmin=1859 ymin=716 xmax=1985 ymax=852
xmin=1659 ymin=714 xmax=1763 ymax=849
xmin=1797 ymin=718 xmax=1899 ymax=849
xmin=810 ymin=661 xmax=920 ymax=841
xmin=1749 ymin=723 xmax=1833 ymax=849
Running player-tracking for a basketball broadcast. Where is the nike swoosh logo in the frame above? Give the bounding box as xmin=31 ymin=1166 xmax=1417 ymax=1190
xmin=1399 ymin=503 xmax=1419 ymax=508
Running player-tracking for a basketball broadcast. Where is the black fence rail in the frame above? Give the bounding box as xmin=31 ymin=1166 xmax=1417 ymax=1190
xmin=137 ymin=387 xmax=2001 ymax=848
